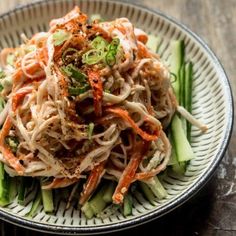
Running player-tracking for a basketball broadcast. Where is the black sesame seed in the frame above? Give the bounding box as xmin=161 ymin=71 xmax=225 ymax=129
xmin=19 ymin=160 xmax=24 ymax=165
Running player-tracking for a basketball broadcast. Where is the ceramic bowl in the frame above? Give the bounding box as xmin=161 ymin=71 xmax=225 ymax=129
xmin=0 ymin=0 xmax=233 ymax=234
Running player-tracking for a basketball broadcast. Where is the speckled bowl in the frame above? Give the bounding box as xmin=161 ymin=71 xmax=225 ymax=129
xmin=0 ymin=0 xmax=233 ymax=234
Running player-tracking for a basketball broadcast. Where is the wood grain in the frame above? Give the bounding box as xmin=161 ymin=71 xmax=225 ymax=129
xmin=0 ymin=1 xmax=235 ymax=235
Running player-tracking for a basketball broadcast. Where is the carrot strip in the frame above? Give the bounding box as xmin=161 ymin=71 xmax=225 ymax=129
xmin=12 ymin=89 xmax=32 ymax=112
xmin=137 ymin=41 xmax=151 ymax=58
xmin=112 ymin=141 xmax=149 ymax=204
xmin=79 ymin=161 xmax=106 ymax=205
xmin=106 ymin=107 xmax=159 ymax=141
xmin=135 ymin=171 xmax=158 ymax=181
xmin=87 ymin=70 xmax=103 ymax=117
xmin=0 ymin=116 xmax=24 ymax=174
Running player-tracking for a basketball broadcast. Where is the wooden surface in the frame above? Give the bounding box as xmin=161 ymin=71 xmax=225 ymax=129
xmin=0 ymin=0 xmax=236 ymax=235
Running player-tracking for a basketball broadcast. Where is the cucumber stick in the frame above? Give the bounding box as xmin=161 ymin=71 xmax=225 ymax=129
xmin=170 ymin=40 xmax=185 ymax=102
xmin=170 ymin=135 xmax=186 ymax=174
xmin=9 ymin=178 xmax=17 ymax=202
xmin=185 ymin=62 xmax=193 ymax=141
xmin=81 ymin=201 xmax=94 ymax=219
xmin=171 ymin=115 xmax=194 ymax=162
xmin=0 ymin=163 xmax=10 ymax=206
xmin=168 ymin=133 xmax=178 ymax=166
xmin=41 ymin=189 xmax=54 ymax=213
xmin=172 ymin=161 xmax=186 ymax=175
xmin=139 ymin=182 xmax=156 ymax=205
xmin=89 ymin=185 xmax=107 ymax=215
xmin=102 ymin=181 xmax=116 ymax=203
xmin=123 ymin=193 xmax=132 ymax=216
xmin=145 ymin=176 xmax=167 ymax=199
xmin=179 ymin=64 xmax=185 ymax=107
xmin=27 ymin=188 xmax=42 ymax=218
xmin=18 ymin=177 xmax=27 ymax=205
xmin=180 ymin=63 xmax=187 ymax=134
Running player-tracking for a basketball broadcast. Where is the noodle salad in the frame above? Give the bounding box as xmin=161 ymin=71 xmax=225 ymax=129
xmin=0 ymin=7 xmax=207 ymax=218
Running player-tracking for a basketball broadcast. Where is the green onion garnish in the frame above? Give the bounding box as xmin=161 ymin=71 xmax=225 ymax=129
xmin=62 ymin=48 xmax=79 ymax=63
xmin=88 ymin=123 xmax=94 ymax=140
xmin=68 ymin=84 xmax=90 ymax=96
xmin=82 ymin=37 xmax=120 ymax=66
xmin=0 ymin=97 xmax=5 ymax=112
xmin=109 ymin=38 xmax=120 ymax=51
xmin=0 ymin=68 xmax=5 ymax=79
xmin=105 ymin=38 xmax=120 ymax=66
xmin=91 ymin=36 xmax=108 ymax=50
xmin=52 ymin=30 xmax=71 ymax=46
xmin=82 ymin=49 xmax=105 ymax=65
xmin=61 ymin=64 xmax=87 ymax=82
xmin=105 ymin=51 xmax=116 ymax=66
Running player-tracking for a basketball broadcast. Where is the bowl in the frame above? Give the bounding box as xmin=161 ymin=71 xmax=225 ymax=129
xmin=0 ymin=0 xmax=233 ymax=234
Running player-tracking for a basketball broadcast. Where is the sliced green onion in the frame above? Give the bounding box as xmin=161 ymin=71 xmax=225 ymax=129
xmin=105 ymin=38 xmax=120 ymax=66
xmin=68 ymin=84 xmax=90 ymax=96
xmin=88 ymin=123 xmax=94 ymax=140
xmin=82 ymin=49 xmax=105 ymax=65
xmin=52 ymin=29 xmax=71 ymax=46
xmin=6 ymin=54 xmax=15 ymax=66
xmin=0 ymin=68 xmax=5 ymax=79
xmin=0 ymin=97 xmax=5 ymax=112
xmin=62 ymin=48 xmax=79 ymax=63
xmin=61 ymin=64 xmax=87 ymax=82
xmin=91 ymin=36 xmax=108 ymax=50
xmin=109 ymin=38 xmax=120 ymax=51
xmin=105 ymin=51 xmax=116 ymax=66
xmin=5 ymin=136 xmax=19 ymax=154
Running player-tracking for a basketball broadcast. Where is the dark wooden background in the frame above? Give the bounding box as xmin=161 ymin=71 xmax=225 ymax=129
xmin=0 ymin=0 xmax=236 ymax=235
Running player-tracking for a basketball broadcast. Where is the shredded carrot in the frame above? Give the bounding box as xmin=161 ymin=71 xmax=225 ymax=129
xmin=0 ymin=116 xmax=24 ymax=175
xmin=117 ymin=25 xmax=126 ymax=35
xmin=136 ymin=34 xmax=148 ymax=44
xmin=36 ymin=47 xmax=48 ymax=66
xmin=87 ymin=70 xmax=103 ymax=117
xmin=106 ymin=107 xmax=159 ymax=141
xmin=49 ymin=6 xmax=87 ymax=33
xmin=112 ymin=141 xmax=149 ymax=204
xmin=135 ymin=169 xmax=160 ymax=181
xmin=12 ymin=89 xmax=32 ymax=112
xmin=12 ymin=68 xmax=24 ymax=85
xmin=79 ymin=161 xmax=106 ymax=205
xmin=137 ymin=41 xmax=151 ymax=58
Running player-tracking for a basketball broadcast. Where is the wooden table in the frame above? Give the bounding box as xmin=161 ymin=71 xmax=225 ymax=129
xmin=0 ymin=1 xmax=235 ymax=235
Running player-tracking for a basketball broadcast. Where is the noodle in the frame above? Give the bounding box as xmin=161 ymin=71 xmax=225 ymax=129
xmin=0 ymin=7 xmax=205 ymax=205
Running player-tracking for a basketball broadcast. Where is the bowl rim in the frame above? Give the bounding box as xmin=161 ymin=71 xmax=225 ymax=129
xmin=0 ymin=0 xmax=234 ymax=234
